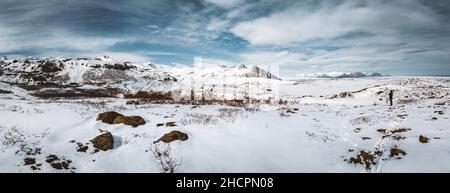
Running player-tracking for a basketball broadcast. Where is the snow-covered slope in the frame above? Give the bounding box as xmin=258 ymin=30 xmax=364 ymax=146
xmin=0 ymin=57 xmax=178 ymax=92
xmin=1 ymin=76 xmax=449 ymax=173
xmin=0 ymin=57 xmax=287 ymax=101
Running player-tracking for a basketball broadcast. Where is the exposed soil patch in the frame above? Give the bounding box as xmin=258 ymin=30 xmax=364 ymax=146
xmin=45 ymin=154 xmax=74 ymax=171
xmin=76 ymin=142 xmax=89 ymax=152
xmin=39 ymin=61 xmax=62 ymax=73
xmin=126 ymin=100 xmax=140 ymax=105
xmin=124 ymin=91 xmax=174 ymax=101
xmin=46 ymin=154 xmax=59 ymax=163
xmin=331 ymin=91 xmax=353 ymax=99
xmin=0 ymin=89 xmax=12 ymax=94
xmin=397 ymin=114 xmax=408 ymax=119
xmin=391 ymin=128 xmax=411 ymax=134
xmin=101 ymin=63 xmax=136 ymax=71
xmin=32 ymin=88 xmax=121 ymax=99
xmin=434 ymin=110 xmax=445 ymax=115
xmin=349 ymin=151 xmax=376 ymax=170
xmin=377 ymin=128 xmax=386 ymax=133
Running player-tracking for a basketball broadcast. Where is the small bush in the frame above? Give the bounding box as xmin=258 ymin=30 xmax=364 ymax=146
xmin=350 ymin=116 xmax=372 ymax=125
xmin=217 ymin=108 xmax=245 ymax=123
xmin=0 ymin=125 xmax=26 ymax=147
xmin=150 ymin=144 xmax=181 ymax=173
xmin=181 ymin=113 xmax=218 ymax=125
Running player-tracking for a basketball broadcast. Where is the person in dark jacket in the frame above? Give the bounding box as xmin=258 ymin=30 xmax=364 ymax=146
xmin=388 ymin=90 xmax=394 ymax=106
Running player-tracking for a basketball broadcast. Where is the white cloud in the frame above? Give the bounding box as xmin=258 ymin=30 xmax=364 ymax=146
xmin=230 ymin=0 xmax=438 ymax=45
xmin=205 ymin=0 xmax=244 ymax=8
xmin=239 ymin=51 xmax=304 ymax=66
xmin=206 ymin=18 xmax=230 ymax=31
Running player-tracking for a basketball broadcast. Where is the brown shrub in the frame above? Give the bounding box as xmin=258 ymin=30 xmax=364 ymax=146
xmin=124 ymin=91 xmax=174 ymax=101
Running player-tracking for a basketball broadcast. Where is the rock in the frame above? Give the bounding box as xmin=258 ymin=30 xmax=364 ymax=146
xmin=24 ymin=158 xmax=36 ymax=165
xmin=419 ymin=135 xmax=430 ymax=143
xmin=156 ymin=123 xmax=164 ymax=127
xmin=154 ymin=131 xmax=188 ymax=143
xmin=97 ymin=111 xmax=123 ymax=124
xmin=113 ymin=115 xmax=146 ymax=127
xmin=90 ymin=132 xmax=114 ymax=151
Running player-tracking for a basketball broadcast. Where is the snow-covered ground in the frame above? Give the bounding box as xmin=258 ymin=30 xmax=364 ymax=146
xmin=1 ymin=75 xmax=449 ymax=173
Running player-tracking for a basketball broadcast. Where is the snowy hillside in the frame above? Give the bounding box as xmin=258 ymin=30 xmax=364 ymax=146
xmin=0 ymin=57 xmax=287 ymax=101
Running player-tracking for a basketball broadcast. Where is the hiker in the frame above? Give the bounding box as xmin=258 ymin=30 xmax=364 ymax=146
xmin=388 ymin=90 xmax=394 ymax=106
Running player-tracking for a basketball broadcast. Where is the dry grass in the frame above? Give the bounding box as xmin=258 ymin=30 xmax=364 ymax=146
xmin=217 ymin=108 xmax=245 ymax=123
xmin=350 ymin=116 xmax=372 ymax=125
xmin=180 ymin=113 xmax=218 ymax=125
xmin=150 ymin=144 xmax=181 ymax=173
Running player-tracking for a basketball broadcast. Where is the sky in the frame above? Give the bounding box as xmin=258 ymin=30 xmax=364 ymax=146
xmin=1 ymin=0 xmax=450 ymax=77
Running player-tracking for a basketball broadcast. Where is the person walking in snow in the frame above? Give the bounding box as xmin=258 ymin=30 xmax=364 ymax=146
xmin=388 ymin=90 xmax=394 ymax=106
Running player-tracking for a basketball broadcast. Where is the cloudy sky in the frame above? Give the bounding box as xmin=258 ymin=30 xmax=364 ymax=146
xmin=1 ymin=0 xmax=450 ymax=76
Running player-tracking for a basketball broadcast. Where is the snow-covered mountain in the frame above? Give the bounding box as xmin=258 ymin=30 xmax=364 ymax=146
xmin=296 ymin=72 xmax=383 ymax=79
xmin=0 ymin=56 xmax=286 ymax=100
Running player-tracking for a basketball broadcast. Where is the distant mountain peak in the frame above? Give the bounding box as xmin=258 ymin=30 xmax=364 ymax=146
xmin=296 ymin=71 xmax=383 ymax=78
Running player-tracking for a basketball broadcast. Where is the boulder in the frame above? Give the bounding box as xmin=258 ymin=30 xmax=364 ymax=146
xmin=154 ymin=130 xmax=188 ymax=143
xmin=90 ymin=132 xmax=114 ymax=151
xmin=97 ymin=111 xmax=123 ymax=124
xmin=113 ymin=116 xmax=146 ymax=127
